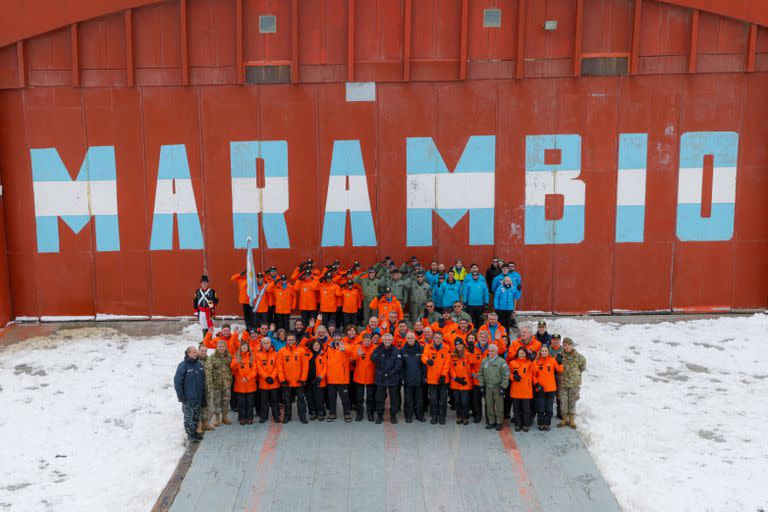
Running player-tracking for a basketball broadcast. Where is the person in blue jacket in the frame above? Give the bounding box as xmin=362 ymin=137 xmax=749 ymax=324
xmin=494 ymin=275 xmax=522 ymax=335
xmin=492 ymin=262 xmax=523 ymax=293
xmin=461 ymin=264 xmax=488 ymax=327
xmin=424 ymin=261 xmax=441 ymax=286
xmin=440 ymin=273 xmax=462 ymax=309
xmin=174 ymin=346 xmax=207 ymax=443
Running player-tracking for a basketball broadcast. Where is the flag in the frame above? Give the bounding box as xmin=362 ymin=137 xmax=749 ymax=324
xmin=246 ymin=237 xmax=256 ymax=307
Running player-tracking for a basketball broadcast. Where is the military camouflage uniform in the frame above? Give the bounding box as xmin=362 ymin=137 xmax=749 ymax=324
xmin=206 ymin=351 xmax=233 ymax=419
xmin=559 ymin=349 xmax=586 ymax=414
xmin=389 ymin=276 xmax=412 ymax=306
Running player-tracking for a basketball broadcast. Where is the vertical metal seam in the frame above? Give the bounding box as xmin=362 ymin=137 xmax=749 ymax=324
xmin=195 ymin=87 xmax=208 ymax=274
xmin=79 ymin=87 xmax=98 ymax=316
xmin=610 ymin=78 xmax=623 ymax=313
xmin=19 ymin=89 xmax=41 ymax=317
xmin=137 ymin=86 xmax=154 ymax=317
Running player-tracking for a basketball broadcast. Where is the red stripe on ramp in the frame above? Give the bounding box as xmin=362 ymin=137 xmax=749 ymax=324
xmin=245 ymin=422 xmax=282 ymax=512
xmin=498 ymin=428 xmax=542 ymax=511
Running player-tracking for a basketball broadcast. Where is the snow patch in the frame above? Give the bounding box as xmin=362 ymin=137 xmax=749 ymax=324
xmin=0 ymin=326 xmax=195 ymax=511
xmin=539 ymin=314 xmax=768 ymax=512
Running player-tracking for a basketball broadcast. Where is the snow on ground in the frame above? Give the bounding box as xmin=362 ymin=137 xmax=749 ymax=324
xmin=0 ymin=315 xmax=766 ymax=512
xmin=0 ymin=325 xmax=200 ymax=512
xmin=543 ymin=314 xmax=768 ymax=512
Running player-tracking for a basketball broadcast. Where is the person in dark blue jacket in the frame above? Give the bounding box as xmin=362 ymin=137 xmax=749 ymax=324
xmin=461 ymin=264 xmax=489 ymax=327
xmin=174 ymin=346 xmax=207 ymax=443
xmin=400 ymin=332 xmax=426 ymax=423
xmin=371 ymin=333 xmax=403 ymax=424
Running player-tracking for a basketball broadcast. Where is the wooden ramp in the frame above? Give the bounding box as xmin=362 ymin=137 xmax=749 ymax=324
xmin=168 ymin=411 xmax=621 ymax=512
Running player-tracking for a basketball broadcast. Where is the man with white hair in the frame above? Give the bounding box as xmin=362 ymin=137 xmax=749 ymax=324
xmin=478 ymin=343 xmax=510 ymax=431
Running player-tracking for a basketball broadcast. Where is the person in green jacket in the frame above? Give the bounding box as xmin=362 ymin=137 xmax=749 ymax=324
xmin=354 ymin=268 xmax=386 ymax=323
xmin=408 ymin=271 xmax=432 ymax=321
xmin=206 ymin=339 xmax=233 ymax=427
xmin=388 ymin=269 xmax=412 ymax=306
xmin=558 ymin=337 xmax=586 ymax=429
xmin=478 ymin=344 xmax=510 ymax=431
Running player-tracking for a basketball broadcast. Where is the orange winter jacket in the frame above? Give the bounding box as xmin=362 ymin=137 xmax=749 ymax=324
xmin=429 ymin=320 xmax=457 ymax=336
xmin=272 ymin=283 xmax=297 ymax=314
xmin=325 ymin=342 xmax=352 ymax=384
xmin=478 ymin=323 xmax=508 ymax=343
xmin=350 ymin=344 xmax=376 ymax=385
xmin=318 ymin=282 xmax=341 ymax=313
xmin=509 ymin=338 xmax=541 ymax=362
xmin=467 ymin=348 xmax=483 ymax=386
xmin=230 ymin=354 xmax=258 ymax=393
xmin=314 ymin=351 xmax=328 ymax=388
xmin=202 ymin=331 xmax=239 ymax=353
xmin=230 ymin=273 xmax=249 ymax=305
xmin=277 ymin=345 xmax=309 ymax=386
xmin=339 ymin=288 xmax=362 ymax=314
xmin=444 ymin=328 xmax=473 ymax=351
xmin=393 ymin=330 xmax=409 ymax=349
xmin=508 ymin=357 xmax=533 ymax=399
xmin=532 ymin=355 xmax=563 ymax=392
xmin=449 ymin=351 xmax=474 ymax=391
xmin=255 ymin=348 xmax=280 ymax=390
xmin=421 ymin=342 xmax=452 ymax=385
xmin=369 ymin=296 xmax=404 ymax=321
xmin=294 ymin=279 xmax=319 ymax=311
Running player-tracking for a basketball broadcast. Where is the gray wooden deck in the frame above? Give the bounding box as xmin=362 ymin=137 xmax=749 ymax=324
xmin=169 ymin=411 xmax=620 ymax=512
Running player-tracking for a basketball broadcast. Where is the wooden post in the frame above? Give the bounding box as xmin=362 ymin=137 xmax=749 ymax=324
xmin=746 ymin=23 xmax=757 ymax=73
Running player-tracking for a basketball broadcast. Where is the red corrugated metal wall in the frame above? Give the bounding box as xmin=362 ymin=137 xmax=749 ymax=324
xmin=0 ymin=0 xmax=766 ymax=321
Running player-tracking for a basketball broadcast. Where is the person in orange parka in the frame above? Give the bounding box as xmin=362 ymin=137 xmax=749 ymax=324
xmin=510 ymin=326 xmax=541 ymax=363
xmin=508 ymin=346 xmax=534 ymax=432
xmin=369 ymin=288 xmax=404 ymax=322
xmin=339 ymin=280 xmax=362 ymax=328
xmin=230 ymin=271 xmax=254 ymax=330
xmin=443 ymin=318 xmax=473 ymax=352
xmin=271 ymin=274 xmax=296 ymax=332
xmin=449 ymin=339 xmax=474 ymax=425
xmin=325 ymin=332 xmax=352 ymax=422
xmin=477 ymin=312 xmax=508 ymax=346
xmin=350 ymin=333 xmax=376 ymax=422
xmin=277 ymin=333 xmax=309 ymax=424
xmin=255 ymin=337 xmax=281 ymax=423
xmin=317 ymin=276 xmax=341 ymax=326
xmin=201 ymin=324 xmax=240 ymax=355
xmin=532 ymin=345 xmax=563 ymax=431
xmin=421 ymin=331 xmax=452 ymax=425
xmin=294 ymin=269 xmax=320 ymax=326
xmin=463 ymin=332 xmax=484 ymax=423
xmin=393 ymin=320 xmax=409 ymax=349
xmin=230 ymin=342 xmax=258 ymax=425
xmin=429 ymin=309 xmax=457 ymax=337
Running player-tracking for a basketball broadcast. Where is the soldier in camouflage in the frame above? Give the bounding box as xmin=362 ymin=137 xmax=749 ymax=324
xmin=548 ymin=334 xmax=565 ymax=420
xmin=387 ymin=269 xmax=412 ymax=306
xmin=558 ymin=337 xmax=586 ymax=429
xmin=207 ymin=339 xmax=233 ymax=427
xmin=196 ymin=347 xmax=213 ymax=433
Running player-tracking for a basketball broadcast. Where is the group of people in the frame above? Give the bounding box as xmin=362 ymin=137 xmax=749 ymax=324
xmin=175 ymin=258 xmax=586 ymax=446
xmin=191 ymin=255 xmax=523 ymax=337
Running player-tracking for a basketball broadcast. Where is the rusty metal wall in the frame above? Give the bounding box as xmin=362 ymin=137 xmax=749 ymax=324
xmin=0 ymin=74 xmax=766 ymax=318
xmin=0 ymin=0 xmax=766 ymax=321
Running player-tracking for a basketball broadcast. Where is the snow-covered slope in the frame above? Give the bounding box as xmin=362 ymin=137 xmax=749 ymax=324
xmin=544 ymin=314 xmax=768 ymax=512
xmin=0 ymin=326 xmax=193 ymax=512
